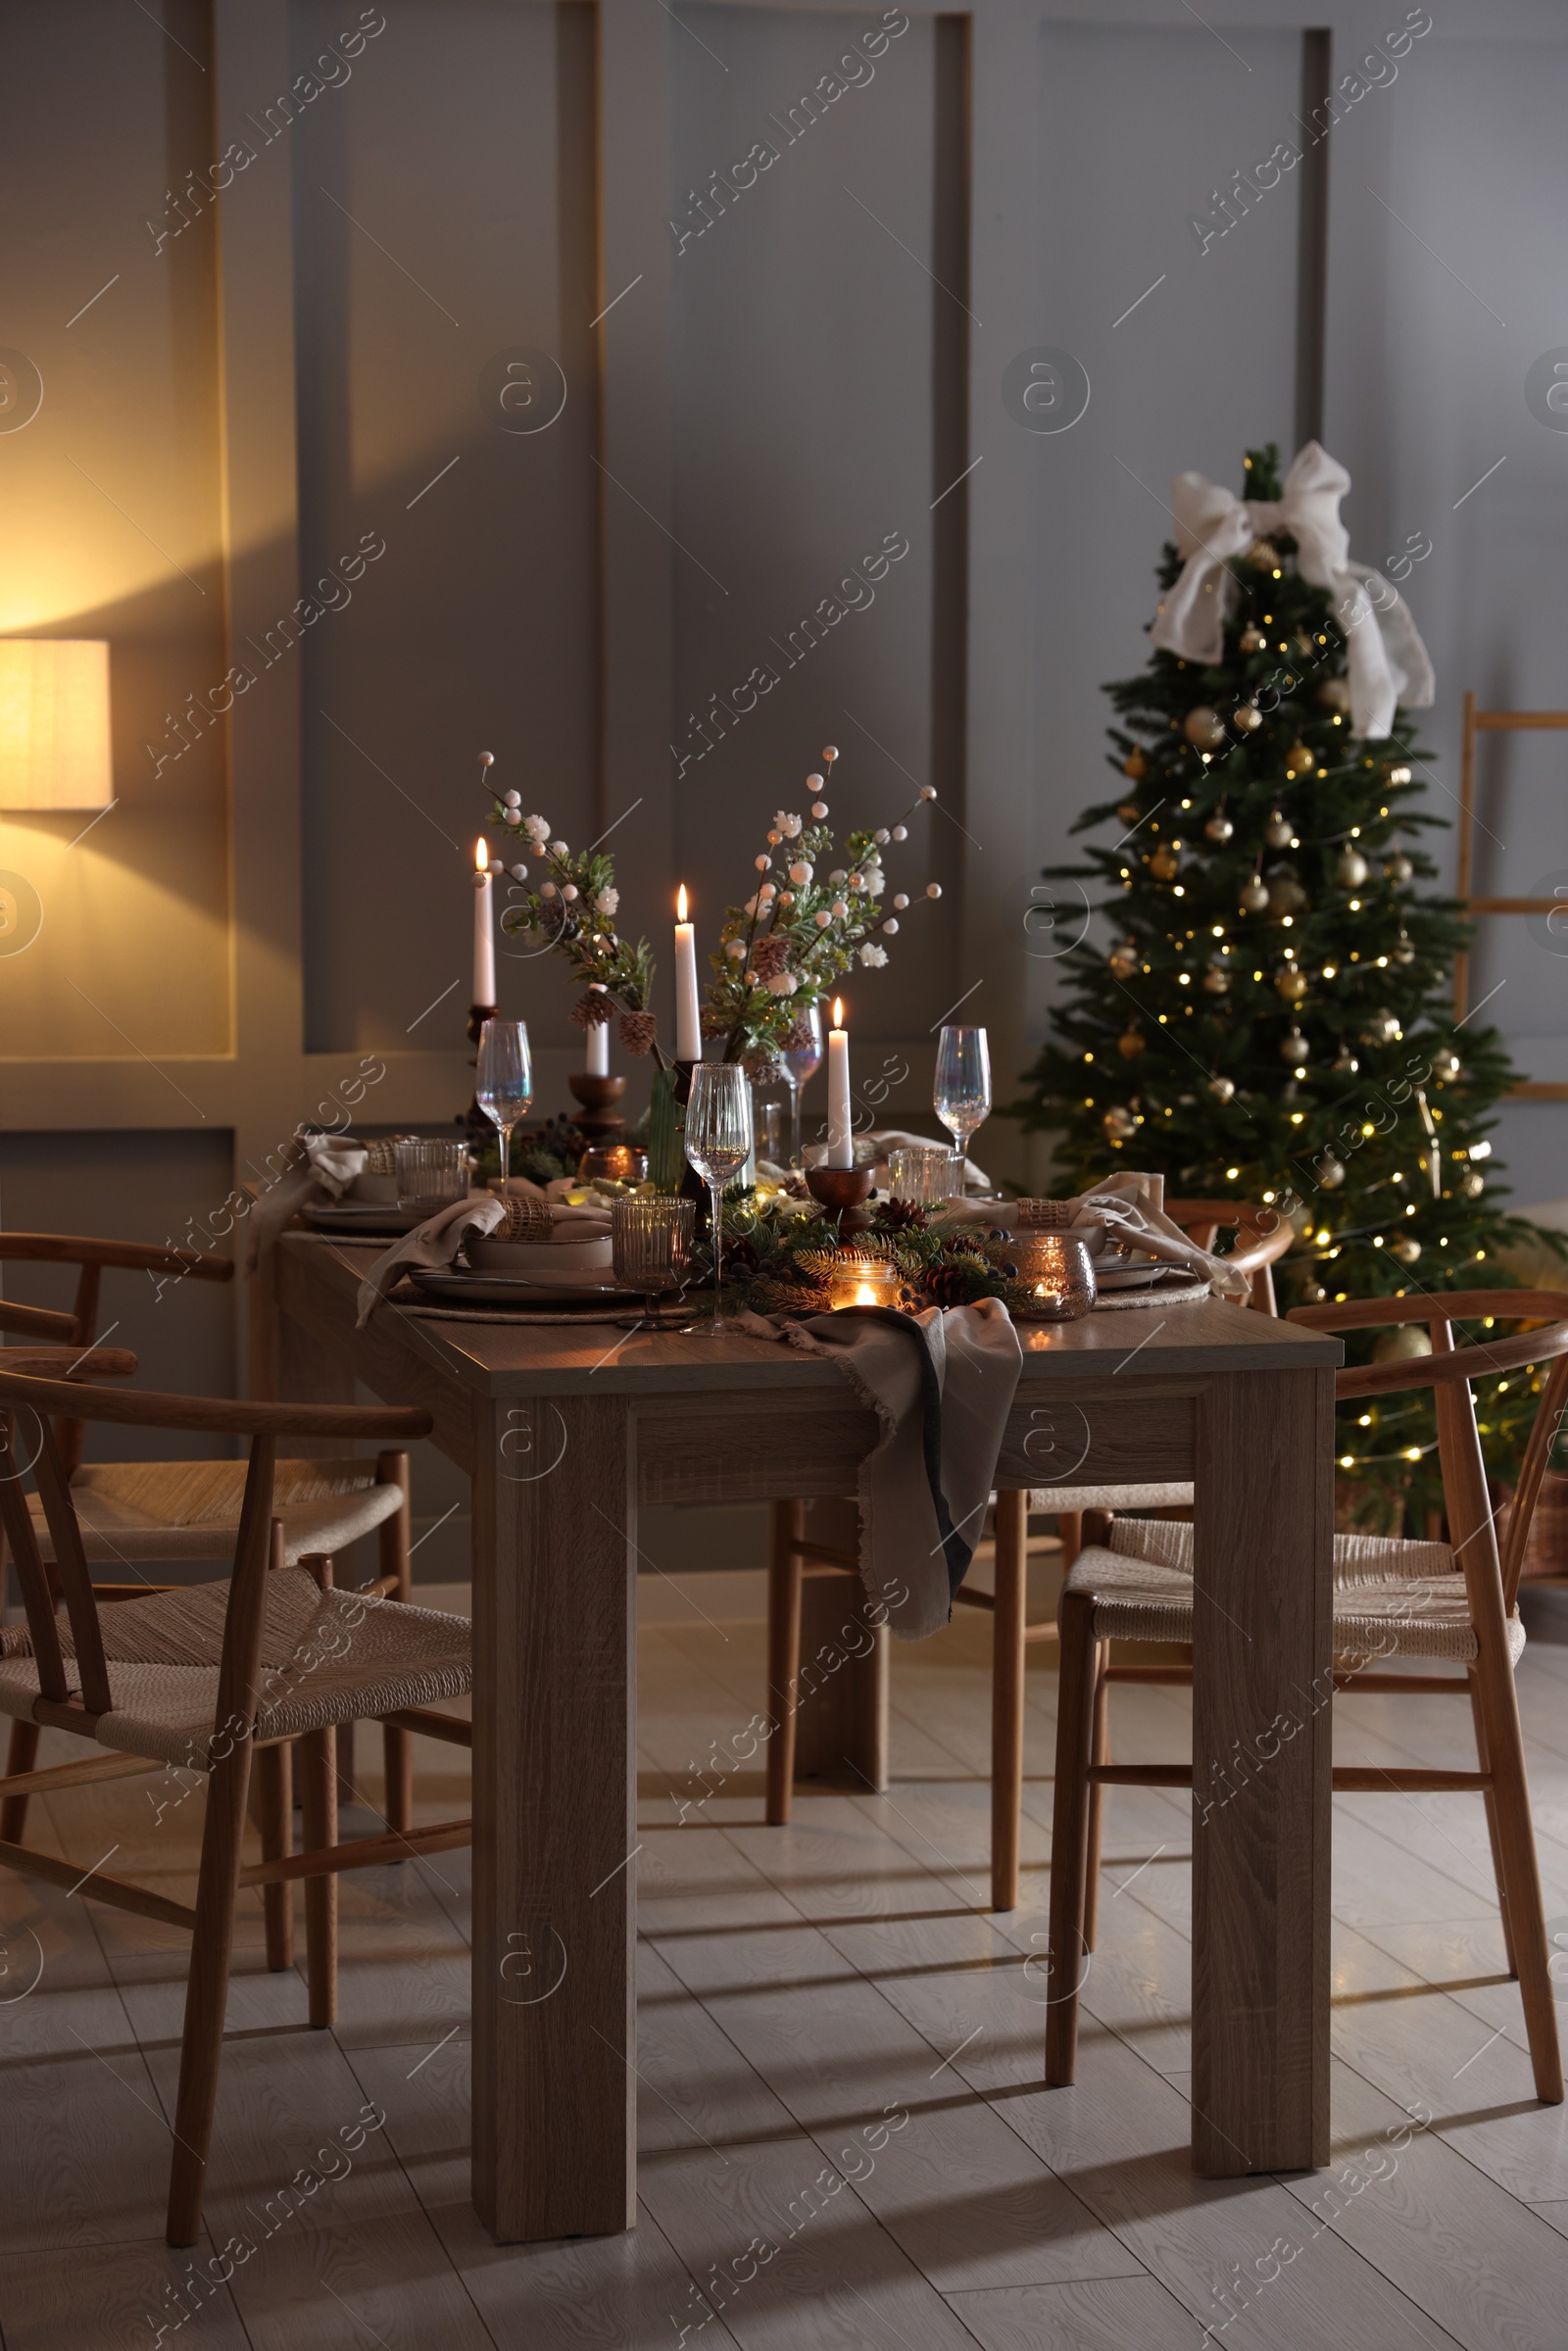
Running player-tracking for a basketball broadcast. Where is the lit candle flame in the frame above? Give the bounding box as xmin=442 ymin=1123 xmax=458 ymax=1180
xmin=677 ymin=883 xmax=689 ymax=921
xmin=854 ymin=1282 xmax=878 ymax=1305
xmin=832 ymin=996 xmax=845 ymax=1029
xmin=474 ymin=838 xmax=490 ymax=873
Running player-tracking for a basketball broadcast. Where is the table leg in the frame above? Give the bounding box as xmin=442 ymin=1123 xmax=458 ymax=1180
xmin=470 ymin=1393 xmax=636 ymax=2241
xmin=1191 ymin=1366 xmax=1334 ymax=2176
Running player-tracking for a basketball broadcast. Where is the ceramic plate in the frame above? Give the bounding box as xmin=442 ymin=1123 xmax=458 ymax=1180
xmin=303 ymin=1201 xmax=426 ymax=1236
xmin=407 ymin=1266 xmax=627 ymax=1307
xmin=1094 ymin=1260 xmax=1168 ymax=1289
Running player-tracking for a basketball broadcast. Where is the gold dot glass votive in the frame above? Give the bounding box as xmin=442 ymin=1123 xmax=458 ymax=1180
xmin=612 ymin=1195 xmax=694 ymax=1296
xmin=829 ymin=1254 xmax=902 ymax=1311
xmin=1010 ymin=1230 xmax=1098 ymax=1320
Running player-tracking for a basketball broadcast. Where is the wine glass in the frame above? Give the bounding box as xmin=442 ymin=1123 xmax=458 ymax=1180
xmin=934 ymin=1024 xmax=991 ymax=1199
xmin=684 ymin=1063 xmax=753 ymax=1334
xmin=781 ymin=1002 xmax=823 ymax=1168
xmin=476 ymin=1017 xmax=532 ymax=1195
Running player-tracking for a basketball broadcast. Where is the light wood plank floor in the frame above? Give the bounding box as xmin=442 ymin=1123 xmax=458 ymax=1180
xmin=3 ymin=1571 xmax=1568 ymax=2349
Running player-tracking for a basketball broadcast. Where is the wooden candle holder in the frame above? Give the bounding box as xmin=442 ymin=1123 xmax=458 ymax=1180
xmin=806 ymin=1164 xmax=876 ymax=1235
xmin=566 ymin=1072 xmax=626 ymax=1143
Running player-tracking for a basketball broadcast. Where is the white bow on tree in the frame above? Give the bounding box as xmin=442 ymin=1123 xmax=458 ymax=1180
xmin=1148 ymin=440 xmax=1434 ymax=741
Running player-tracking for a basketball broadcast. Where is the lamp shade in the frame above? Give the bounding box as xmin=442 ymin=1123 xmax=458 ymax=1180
xmin=0 ymin=639 xmax=113 ymax=810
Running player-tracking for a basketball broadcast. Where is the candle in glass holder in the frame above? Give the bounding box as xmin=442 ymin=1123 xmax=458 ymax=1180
xmin=1010 ymin=1230 xmax=1098 ymax=1320
xmin=829 ymin=1253 xmax=900 ymax=1311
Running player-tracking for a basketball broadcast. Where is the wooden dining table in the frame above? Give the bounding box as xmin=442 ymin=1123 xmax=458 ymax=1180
xmin=253 ymin=1234 xmax=1342 ymax=2239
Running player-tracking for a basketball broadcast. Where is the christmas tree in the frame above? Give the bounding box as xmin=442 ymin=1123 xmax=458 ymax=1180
xmin=1009 ymin=443 xmax=1555 ymax=1525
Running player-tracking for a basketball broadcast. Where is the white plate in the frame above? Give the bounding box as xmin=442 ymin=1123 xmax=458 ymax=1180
xmin=1094 ymin=1261 xmax=1168 ymax=1290
xmin=408 ymin=1266 xmax=627 ymax=1307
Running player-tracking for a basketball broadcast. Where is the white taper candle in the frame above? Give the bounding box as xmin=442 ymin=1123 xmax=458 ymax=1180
xmin=674 ymin=884 xmax=702 ymax=1061
xmin=826 ymin=996 xmax=853 ymax=1167
xmin=472 ymin=839 xmax=496 ymax=1004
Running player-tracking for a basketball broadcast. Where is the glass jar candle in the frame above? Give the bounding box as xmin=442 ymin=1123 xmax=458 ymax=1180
xmin=829 ymin=1254 xmax=901 ymax=1310
xmin=1010 ymin=1230 xmax=1098 ymax=1320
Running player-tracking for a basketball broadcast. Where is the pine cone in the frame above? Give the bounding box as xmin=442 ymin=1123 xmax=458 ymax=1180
xmin=782 ymin=1013 xmax=818 ymax=1055
xmin=751 ymin=935 xmax=791 ymax=981
xmin=921 ymin=1260 xmax=978 ymax=1309
xmin=872 ymin=1197 xmax=928 ymax=1233
xmin=719 ymin=1234 xmax=762 ymax=1281
xmin=618 ymin=1009 xmax=658 ymax=1057
xmin=570 ymin=989 xmax=612 ymax=1029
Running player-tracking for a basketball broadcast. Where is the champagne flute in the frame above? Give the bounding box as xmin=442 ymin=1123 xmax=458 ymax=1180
xmin=934 ymin=1024 xmax=991 ymax=1199
xmin=476 ymin=1017 xmax=532 ymax=1196
xmin=780 ymin=1002 xmax=823 ymax=1168
xmin=684 ymin=1062 xmax=753 ymax=1334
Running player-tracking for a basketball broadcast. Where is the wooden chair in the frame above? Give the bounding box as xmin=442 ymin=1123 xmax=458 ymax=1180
xmin=0 ymin=1361 xmax=471 ymax=2244
xmin=1044 ymin=1291 xmax=1568 ymax=2105
xmin=765 ymin=1202 xmax=1294 ymax=1910
xmin=0 ymin=1237 xmax=419 ymax=1909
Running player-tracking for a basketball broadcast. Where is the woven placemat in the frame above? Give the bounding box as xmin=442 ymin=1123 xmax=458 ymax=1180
xmin=1089 ymin=1270 xmax=1211 ymax=1310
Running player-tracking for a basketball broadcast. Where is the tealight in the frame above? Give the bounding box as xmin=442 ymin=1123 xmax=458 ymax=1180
xmin=829 ymin=1255 xmax=901 ymax=1311
xmin=1009 ymin=1231 xmax=1098 ymax=1321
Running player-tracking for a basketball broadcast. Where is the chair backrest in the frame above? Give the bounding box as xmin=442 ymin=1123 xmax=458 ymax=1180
xmin=1288 ymin=1292 xmax=1568 ymax=1618
xmin=0 ymin=1234 xmax=234 ymax=1472
xmin=1164 ymin=1199 xmax=1291 ymax=1315
xmin=0 ymin=1365 xmax=430 ymax=1754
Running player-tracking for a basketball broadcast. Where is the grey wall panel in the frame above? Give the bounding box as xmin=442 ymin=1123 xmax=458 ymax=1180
xmin=290 ymin=0 xmax=601 ymax=1054
xmin=1021 ymin=19 xmax=1304 ymax=1087
xmin=665 ymin=4 xmax=963 ymax=1045
xmin=1324 ymin=29 xmax=1568 ymax=1201
xmin=0 ymin=1131 xmax=236 ymax=1459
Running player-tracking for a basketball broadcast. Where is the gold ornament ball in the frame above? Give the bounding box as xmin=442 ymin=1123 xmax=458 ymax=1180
xmin=1463 ymin=1170 xmax=1485 ymax=1200
xmin=1207 ymin=1073 xmax=1237 ymax=1102
xmin=1299 ymin=1279 xmax=1328 ymax=1305
xmin=1373 ymin=1324 xmax=1433 ymax=1364
xmin=1263 ymin=809 xmax=1293 ymax=848
xmin=1317 ymin=1155 xmax=1347 ymax=1188
xmin=1279 ymin=1027 xmax=1308 ymax=1062
xmin=1385 ymin=853 xmax=1413 ymax=883
xmin=1123 ymin=747 xmax=1149 ymax=780
xmin=1102 ymin=1105 xmax=1138 ymax=1141
xmin=1362 ymin=1008 xmax=1400 ymax=1045
xmin=1115 ymin=801 xmax=1140 ymax=825
xmin=1334 ymin=848 xmax=1369 ymax=889
xmin=1205 ymin=811 xmax=1235 ymax=842
xmin=1283 ymin=741 xmax=1314 ymax=778
xmin=1392 ymin=932 xmax=1416 ymax=965
xmin=1389 ymin=1236 xmax=1422 ymax=1264
xmin=1116 ymin=1025 xmax=1147 ymax=1060
xmin=1239 ymin=876 xmax=1270 ymax=914
xmin=1247 ymin=538 xmax=1278 ymax=568
xmin=1183 ymin=706 xmax=1227 ymax=752
xmin=1202 ymin=963 xmax=1231 ymax=995
xmin=1150 ymin=844 xmax=1180 ymax=882
xmin=1275 ymin=966 xmax=1308 ymax=1003
xmin=1332 ymin=1047 xmax=1360 ymax=1074
xmin=1107 ymin=944 xmax=1137 ymax=980
xmin=1239 ymin=623 xmax=1267 ymax=653
xmin=1268 ymin=872 xmax=1308 ymax=916
xmin=1316 ymin=676 xmax=1351 ymax=712
xmin=1431 ymin=1048 xmax=1461 ymax=1082
xmin=1232 ymin=703 xmax=1262 ymax=734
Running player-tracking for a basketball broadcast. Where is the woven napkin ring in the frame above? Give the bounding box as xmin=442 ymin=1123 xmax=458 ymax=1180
xmin=364 ymin=1137 xmax=405 ymax=1175
xmin=497 ymin=1195 xmax=555 ymax=1241
xmin=1016 ymin=1200 xmax=1073 ymax=1230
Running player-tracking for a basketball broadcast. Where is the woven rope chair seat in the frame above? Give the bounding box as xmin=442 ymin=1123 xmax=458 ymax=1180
xmin=1029 ymin=1481 xmax=1194 ymax=1514
xmin=0 ymin=1568 xmax=470 ymax=1769
xmin=1064 ymin=1516 xmax=1525 ymax=1667
xmin=24 ymin=1456 xmax=404 ymax=1566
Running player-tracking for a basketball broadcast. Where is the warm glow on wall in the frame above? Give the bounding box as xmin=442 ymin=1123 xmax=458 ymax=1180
xmin=0 ymin=640 xmax=114 ymax=809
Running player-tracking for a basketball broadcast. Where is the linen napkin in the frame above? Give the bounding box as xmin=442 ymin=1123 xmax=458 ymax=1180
xmin=937 ymin=1171 xmax=1250 ymax=1300
xmin=355 ymin=1183 xmax=615 ymax=1325
xmin=246 ymin=1134 xmax=368 ymax=1270
xmin=733 ymin=1298 xmax=1023 ymax=1640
